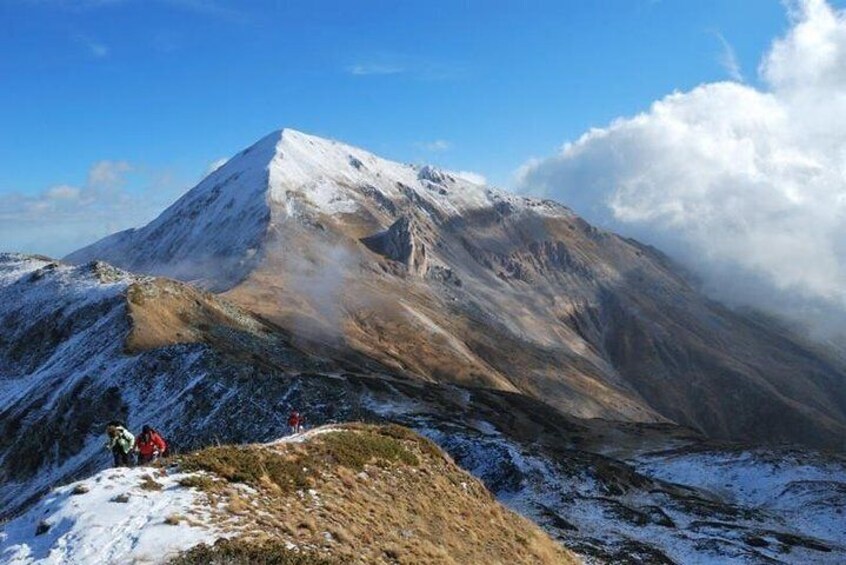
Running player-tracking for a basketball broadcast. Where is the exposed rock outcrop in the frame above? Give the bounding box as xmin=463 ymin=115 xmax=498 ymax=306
xmin=360 ymin=216 xmax=428 ymax=275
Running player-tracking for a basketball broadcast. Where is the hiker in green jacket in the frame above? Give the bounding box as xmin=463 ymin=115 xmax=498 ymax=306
xmin=106 ymin=421 xmax=135 ymax=467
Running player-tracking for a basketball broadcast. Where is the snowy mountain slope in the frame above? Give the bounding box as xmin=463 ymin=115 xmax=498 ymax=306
xmin=0 ymin=253 xmax=334 ymax=517
xmin=361 ymin=384 xmax=846 ymax=565
xmin=66 ymin=129 xmax=846 ymax=450
xmin=0 ymin=466 xmax=223 ymax=565
xmin=1 ymin=253 xmax=844 ymax=564
xmin=1 ymin=426 xmax=577 ymax=565
xmin=63 ymin=130 xmax=524 ymax=291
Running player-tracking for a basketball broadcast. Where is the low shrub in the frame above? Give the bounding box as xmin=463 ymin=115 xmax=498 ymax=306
xmin=168 ymin=538 xmax=339 ymax=565
xmin=139 ymin=474 xmax=164 ymax=491
xmin=178 ymin=474 xmax=217 ymax=491
xmin=179 ymin=446 xmax=310 ymax=494
xmin=318 ymin=431 xmax=419 ymax=469
xmin=177 ymin=428 xmax=418 ymax=493
xmin=164 ymin=514 xmax=182 ymax=526
xmin=71 ymin=484 xmax=90 ymax=495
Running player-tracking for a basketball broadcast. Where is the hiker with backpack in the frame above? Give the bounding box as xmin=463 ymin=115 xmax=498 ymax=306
xmin=288 ymin=410 xmax=303 ymax=434
xmin=135 ymin=425 xmax=168 ymax=465
xmin=105 ymin=421 xmax=135 ymax=467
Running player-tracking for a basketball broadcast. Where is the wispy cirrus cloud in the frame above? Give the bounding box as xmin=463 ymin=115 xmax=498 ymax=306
xmin=22 ymin=0 xmax=244 ymax=19
xmin=346 ymin=63 xmax=405 ymax=76
xmin=713 ymin=31 xmax=744 ymax=82
xmin=87 ymin=160 xmax=132 ymax=188
xmin=345 ymin=54 xmax=461 ymax=81
xmin=73 ymin=34 xmax=110 ymax=58
xmin=415 ymin=139 xmax=452 ymax=152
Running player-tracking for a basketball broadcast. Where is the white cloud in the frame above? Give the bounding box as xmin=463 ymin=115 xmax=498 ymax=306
xmin=203 ymin=157 xmax=229 ymax=178
xmin=0 ymin=160 xmax=187 ymax=258
xmin=87 ymin=160 xmax=132 ymax=188
xmin=346 ymin=63 xmax=405 ymax=76
xmin=455 ymin=171 xmax=487 ymax=185
xmin=74 ymin=34 xmax=110 ymax=58
xmin=714 ymin=31 xmax=743 ymax=82
xmin=416 ymin=140 xmax=452 ymax=152
xmin=345 ymin=55 xmax=460 ymax=81
xmin=517 ymin=0 xmax=846 ymax=335
xmin=44 ymin=184 xmax=81 ymax=200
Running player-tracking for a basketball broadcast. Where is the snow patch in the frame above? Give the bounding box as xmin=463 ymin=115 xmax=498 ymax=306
xmin=0 ymin=467 xmax=224 ymax=565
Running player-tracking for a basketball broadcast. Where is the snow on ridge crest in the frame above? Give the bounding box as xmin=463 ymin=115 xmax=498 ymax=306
xmin=209 ymin=127 xmax=499 ymax=218
xmin=65 ymin=128 xmax=573 ymax=284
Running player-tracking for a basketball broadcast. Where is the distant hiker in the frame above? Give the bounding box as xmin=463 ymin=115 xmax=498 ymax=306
xmin=135 ymin=425 xmax=168 ymax=464
xmin=105 ymin=421 xmax=135 ymax=467
xmin=288 ymin=411 xmax=302 ymax=434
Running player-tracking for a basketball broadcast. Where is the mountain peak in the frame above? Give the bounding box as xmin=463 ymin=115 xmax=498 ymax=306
xmin=65 ymin=128 xmax=573 ymax=291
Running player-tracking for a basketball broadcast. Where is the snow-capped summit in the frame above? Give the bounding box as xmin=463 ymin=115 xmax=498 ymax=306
xmin=65 ymin=128 xmax=535 ymax=290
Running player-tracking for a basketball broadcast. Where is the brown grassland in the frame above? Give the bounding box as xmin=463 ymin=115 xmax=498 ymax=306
xmin=169 ymin=424 xmax=578 ymax=564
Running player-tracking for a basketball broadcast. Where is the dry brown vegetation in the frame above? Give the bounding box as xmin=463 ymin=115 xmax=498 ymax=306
xmin=139 ymin=474 xmax=164 ymax=491
xmin=164 ymin=514 xmax=183 ymax=526
xmin=170 ymin=424 xmax=577 ymax=565
xmin=125 ymin=279 xmax=264 ymax=353
xmin=170 ymin=538 xmax=338 ymax=565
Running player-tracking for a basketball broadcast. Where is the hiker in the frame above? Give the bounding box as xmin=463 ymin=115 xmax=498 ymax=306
xmin=105 ymin=421 xmax=135 ymax=467
xmin=288 ymin=411 xmax=302 ymax=434
xmin=135 ymin=425 xmax=168 ymax=465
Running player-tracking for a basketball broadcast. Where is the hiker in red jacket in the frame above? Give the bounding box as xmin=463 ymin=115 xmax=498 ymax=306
xmin=288 ymin=411 xmax=302 ymax=434
xmin=135 ymin=425 xmax=168 ymax=464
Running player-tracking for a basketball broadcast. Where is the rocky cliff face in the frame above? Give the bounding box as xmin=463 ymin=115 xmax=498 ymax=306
xmin=66 ymin=129 xmax=846 ymax=450
xmin=360 ymin=216 xmax=428 ymax=275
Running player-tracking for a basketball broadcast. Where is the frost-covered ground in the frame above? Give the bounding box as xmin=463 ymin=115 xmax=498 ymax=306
xmin=364 ymin=385 xmax=846 ymax=565
xmin=634 ymin=447 xmax=846 ymax=551
xmin=0 ymin=467 xmax=221 ymax=565
xmin=0 ymin=427 xmax=349 ymax=565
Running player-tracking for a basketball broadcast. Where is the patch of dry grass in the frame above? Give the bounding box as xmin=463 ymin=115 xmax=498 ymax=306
xmin=178 ymin=474 xmax=217 ymax=491
xmin=139 ymin=474 xmax=164 ymax=491
xmin=71 ymin=484 xmax=90 ymax=495
xmin=177 ymin=427 xmax=418 ymax=494
xmin=169 ymin=538 xmax=338 ymax=565
xmin=172 ymin=425 xmax=577 ymax=565
xmin=164 ymin=514 xmax=182 ymax=526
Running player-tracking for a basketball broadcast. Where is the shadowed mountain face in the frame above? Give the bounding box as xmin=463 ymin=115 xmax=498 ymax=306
xmin=66 ymin=129 xmax=846 ymax=450
xmin=1 ymin=254 xmax=845 ymax=564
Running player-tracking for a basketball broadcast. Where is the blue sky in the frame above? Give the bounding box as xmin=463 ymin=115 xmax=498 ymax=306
xmin=1 ymin=0 xmax=840 ymax=256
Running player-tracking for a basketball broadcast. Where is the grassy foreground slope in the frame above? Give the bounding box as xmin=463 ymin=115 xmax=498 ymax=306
xmin=170 ymin=424 xmax=577 ymax=565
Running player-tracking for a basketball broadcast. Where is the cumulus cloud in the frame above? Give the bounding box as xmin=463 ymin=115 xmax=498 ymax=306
xmin=0 ymin=160 xmax=185 ymax=258
xmin=87 ymin=160 xmax=132 ymax=188
xmin=517 ymin=0 xmax=846 ymax=335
